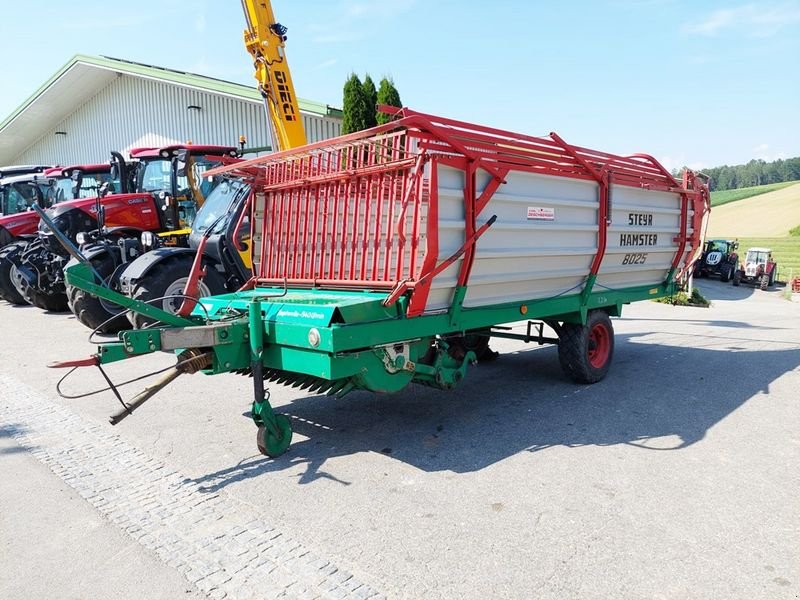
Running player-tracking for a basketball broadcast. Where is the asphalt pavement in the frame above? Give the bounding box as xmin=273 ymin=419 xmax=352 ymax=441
xmin=1 ymin=278 xmax=798 ymax=599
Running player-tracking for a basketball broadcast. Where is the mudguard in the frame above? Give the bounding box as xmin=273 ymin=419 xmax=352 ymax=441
xmin=74 ymin=242 xmax=121 ymax=263
xmin=103 ymin=226 xmax=147 ymax=237
xmin=118 ymin=247 xmax=200 ymax=287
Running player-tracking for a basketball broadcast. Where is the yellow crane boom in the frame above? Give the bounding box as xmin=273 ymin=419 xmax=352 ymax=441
xmin=241 ymin=0 xmax=308 ymax=151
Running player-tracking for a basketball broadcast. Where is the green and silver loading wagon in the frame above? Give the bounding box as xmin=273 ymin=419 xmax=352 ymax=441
xmin=54 ymin=107 xmax=710 ymax=457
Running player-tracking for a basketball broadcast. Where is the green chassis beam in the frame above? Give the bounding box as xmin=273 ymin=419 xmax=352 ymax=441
xmin=89 ymin=280 xmax=674 ymax=378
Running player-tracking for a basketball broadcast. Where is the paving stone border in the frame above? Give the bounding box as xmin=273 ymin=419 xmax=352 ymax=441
xmin=1 ymin=374 xmax=385 ymax=600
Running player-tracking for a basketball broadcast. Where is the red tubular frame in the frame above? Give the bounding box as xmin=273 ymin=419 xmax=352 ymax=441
xmin=205 ymin=107 xmax=709 ymax=315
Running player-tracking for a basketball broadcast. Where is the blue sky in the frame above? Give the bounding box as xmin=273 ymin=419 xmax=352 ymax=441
xmin=1 ymin=0 xmax=798 ymax=171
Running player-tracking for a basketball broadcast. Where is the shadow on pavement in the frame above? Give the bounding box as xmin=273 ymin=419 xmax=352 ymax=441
xmin=694 ymin=278 xmax=784 ymax=302
xmin=189 ymin=325 xmax=800 ymax=491
xmin=0 ymin=423 xmax=31 ymax=457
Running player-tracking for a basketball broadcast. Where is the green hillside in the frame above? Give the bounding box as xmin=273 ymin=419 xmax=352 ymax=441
xmin=710 ymin=181 xmax=799 ymax=207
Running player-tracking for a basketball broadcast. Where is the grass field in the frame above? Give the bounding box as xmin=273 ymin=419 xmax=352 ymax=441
xmin=707 ymin=183 xmax=800 ymax=238
xmin=710 ymin=181 xmax=799 ymax=207
xmin=724 ymin=237 xmax=800 ymax=282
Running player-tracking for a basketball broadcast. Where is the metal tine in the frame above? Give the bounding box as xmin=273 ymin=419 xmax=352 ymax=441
xmin=288 ymin=376 xmax=303 ymax=388
xmin=288 ymin=375 xmax=307 ymax=389
xmin=326 ymin=379 xmax=350 ymax=396
xmin=334 ymin=381 xmax=356 ymax=398
xmin=292 ymin=375 xmax=315 ymax=389
xmin=306 ymin=380 xmax=328 ymax=394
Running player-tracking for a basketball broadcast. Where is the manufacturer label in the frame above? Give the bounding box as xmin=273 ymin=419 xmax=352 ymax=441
xmin=275 ymin=70 xmax=297 ymax=123
xmin=619 ymin=233 xmax=658 ymax=247
xmin=527 ymin=206 xmax=555 ymax=221
xmin=622 ymin=252 xmax=648 ymax=265
xmin=628 ymin=212 xmax=653 ymax=226
xmin=277 ymin=309 xmax=326 ymax=321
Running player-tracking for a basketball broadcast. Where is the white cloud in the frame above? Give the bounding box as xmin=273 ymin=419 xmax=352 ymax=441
xmin=659 ymin=155 xmax=706 ymax=173
xmin=683 ymin=2 xmax=800 ymax=37
xmin=313 ymin=59 xmax=339 ymax=70
xmin=752 ymin=143 xmax=787 ymax=161
xmin=312 ymin=0 xmax=417 ymax=44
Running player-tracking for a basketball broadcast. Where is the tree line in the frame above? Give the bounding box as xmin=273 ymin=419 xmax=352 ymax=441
xmin=341 ymin=74 xmax=402 ymax=134
xmin=677 ymin=156 xmax=800 ymax=191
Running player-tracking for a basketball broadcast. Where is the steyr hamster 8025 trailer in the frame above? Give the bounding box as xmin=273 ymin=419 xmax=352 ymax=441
xmin=52 ymin=107 xmax=709 ymax=457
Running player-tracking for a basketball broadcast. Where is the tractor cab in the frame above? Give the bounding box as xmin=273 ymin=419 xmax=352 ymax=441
xmin=44 ymin=164 xmax=117 ymax=205
xmin=743 ymin=248 xmax=771 ymax=277
xmin=188 ymin=177 xmax=251 ymax=282
xmin=733 ymin=247 xmax=777 ymax=289
xmin=119 ymin=177 xmax=252 ymax=328
xmin=0 ymin=166 xmax=116 ymax=247
xmin=130 ymin=145 xmax=238 ymax=232
xmin=0 ymin=174 xmax=48 ymax=216
xmin=694 ymin=238 xmax=739 ymax=281
xmin=0 ymin=164 xmax=50 ymax=179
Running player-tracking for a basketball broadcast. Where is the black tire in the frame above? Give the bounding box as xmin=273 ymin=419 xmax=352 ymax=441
xmin=66 ymin=253 xmax=129 ymax=333
xmin=446 ymin=331 xmax=498 ymax=363
xmin=0 ymin=241 xmax=30 ymax=305
xmin=14 ymin=276 xmax=69 ymax=312
xmin=732 ymin=271 xmax=741 ymax=286
xmin=760 ymin=273 xmax=769 ymax=290
xmin=769 ymin=268 xmax=776 ymax=286
xmin=128 ymin=256 xmax=227 ymax=329
xmin=719 ymin=264 xmax=732 ymax=282
xmin=557 ymin=310 xmax=614 ymax=384
xmin=10 ymin=240 xmax=69 ymax=312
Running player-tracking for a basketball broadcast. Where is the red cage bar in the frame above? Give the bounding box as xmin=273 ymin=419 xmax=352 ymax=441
xmin=207 ymin=107 xmax=710 ymax=313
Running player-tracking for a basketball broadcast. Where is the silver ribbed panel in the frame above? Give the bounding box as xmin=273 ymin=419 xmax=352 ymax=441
xmin=13 ymin=74 xmax=341 ymax=165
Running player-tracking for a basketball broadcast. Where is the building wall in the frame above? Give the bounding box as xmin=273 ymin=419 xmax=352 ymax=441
xmin=13 ymin=74 xmax=341 ymax=165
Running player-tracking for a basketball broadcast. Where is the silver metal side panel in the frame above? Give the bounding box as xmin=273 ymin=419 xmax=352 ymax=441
xmin=428 ymin=164 xmax=690 ymax=313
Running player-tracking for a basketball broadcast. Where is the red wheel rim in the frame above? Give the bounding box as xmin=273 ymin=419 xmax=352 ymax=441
xmin=588 ymin=323 xmax=611 ymax=369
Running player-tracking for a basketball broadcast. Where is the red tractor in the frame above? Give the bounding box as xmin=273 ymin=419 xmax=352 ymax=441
xmin=5 ymin=145 xmax=237 ymax=312
xmin=0 ymin=164 xmax=114 ymax=303
xmin=732 ymin=247 xmax=778 ymax=290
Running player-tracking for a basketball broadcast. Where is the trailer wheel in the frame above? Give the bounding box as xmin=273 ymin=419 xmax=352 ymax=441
xmin=557 ymin=310 xmax=614 ymax=384
xmin=256 ymin=414 xmax=293 ymax=457
xmin=0 ymin=241 xmax=30 ymax=305
xmin=128 ymin=256 xmax=227 ymax=329
xmin=67 ymin=254 xmax=129 ymax=333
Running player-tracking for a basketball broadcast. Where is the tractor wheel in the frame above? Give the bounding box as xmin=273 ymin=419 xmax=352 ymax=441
xmin=769 ymin=268 xmax=776 ymax=286
xmin=13 ymin=273 xmax=69 ymax=312
xmin=66 ymin=254 xmax=129 ymax=333
xmin=720 ymin=264 xmax=732 ymax=282
xmin=0 ymin=241 xmax=30 ymax=305
xmin=732 ymin=271 xmax=741 ymax=286
xmin=128 ymin=256 xmax=226 ymax=329
xmin=557 ymin=310 xmax=614 ymax=384
xmin=760 ymin=274 xmax=769 ymax=290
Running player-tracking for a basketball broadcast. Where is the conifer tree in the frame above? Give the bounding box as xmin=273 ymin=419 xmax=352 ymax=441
xmin=376 ymin=77 xmax=402 ymax=125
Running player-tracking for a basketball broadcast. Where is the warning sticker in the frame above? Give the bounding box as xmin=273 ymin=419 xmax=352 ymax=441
xmin=527 ymin=206 xmax=555 ymax=221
